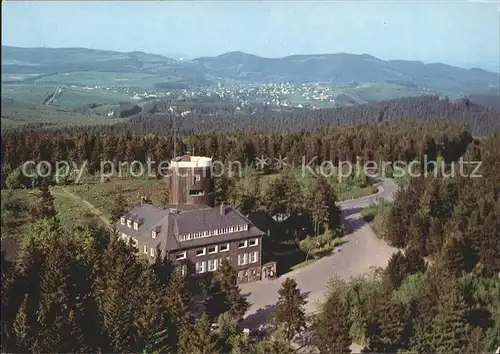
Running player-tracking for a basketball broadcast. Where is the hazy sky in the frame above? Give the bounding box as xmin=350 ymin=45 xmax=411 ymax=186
xmin=2 ymin=1 xmax=499 ymax=71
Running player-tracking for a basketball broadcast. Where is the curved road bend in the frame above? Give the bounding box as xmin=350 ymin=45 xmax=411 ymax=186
xmin=240 ymin=178 xmax=399 ymax=328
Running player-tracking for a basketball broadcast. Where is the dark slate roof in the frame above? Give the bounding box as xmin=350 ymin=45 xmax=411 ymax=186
xmin=115 ymin=203 xmax=264 ymax=251
xmin=247 ymin=210 xmax=278 ymax=232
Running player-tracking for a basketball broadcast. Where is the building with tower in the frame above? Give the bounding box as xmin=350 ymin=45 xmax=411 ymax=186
xmin=114 ymin=155 xmax=265 ymax=283
xmin=169 ymin=155 xmax=215 ymax=207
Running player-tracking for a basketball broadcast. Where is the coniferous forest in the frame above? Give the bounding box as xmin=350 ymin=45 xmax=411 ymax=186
xmin=1 ymin=96 xmax=499 ymax=353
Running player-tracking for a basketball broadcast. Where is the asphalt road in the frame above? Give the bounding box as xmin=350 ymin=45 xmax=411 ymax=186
xmin=240 ymin=178 xmax=399 ymax=329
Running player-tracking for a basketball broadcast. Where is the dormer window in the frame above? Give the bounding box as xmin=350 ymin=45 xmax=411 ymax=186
xmin=152 ymin=230 xmax=157 ymax=239
xmin=120 ymin=217 xmax=125 ymax=225
xmin=133 ymin=222 xmax=139 ymax=230
xmin=126 ymin=219 xmax=132 ymax=228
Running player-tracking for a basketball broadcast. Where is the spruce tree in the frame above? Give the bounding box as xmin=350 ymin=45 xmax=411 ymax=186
xmin=182 ymin=313 xmax=220 ymax=354
xmin=29 ymin=183 xmax=59 ymax=229
xmin=136 ymin=265 xmax=175 ymax=353
xmin=12 ymin=295 xmax=33 ymax=352
xmin=34 ymin=239 xmax=84 ymax=352
xmin=205 ymin=258 xmax=248 ymax=322
xmin=110 ymin=193 xmax=127 ymax=224
xmin=367 ymin=292 xmax=410 ymax=353
xmin=313 ymin=287 xmax=352 ymax=353
xmin=95 ymin=236 xmax=141 ymax=352
xmin=216 ymin=258 xmax=249 ymax=320
xmin=441 ymin=236 xmax=475 ymax=275
xmin=272 ymin=277 xmax=307 ymax=349
xmin=431 ymin=280 xmax=471 ymax=353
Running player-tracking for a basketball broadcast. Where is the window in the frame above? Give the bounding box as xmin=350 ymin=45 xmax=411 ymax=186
xmin=196 ymin=248 xmax=206 ymax=257
xmin=238 ymin=253 xmax=247 ymax=266
xmin=196 ymin=261 xmax=206 ymax=274
xmin=143 ymin=245 xmax=148 ymax=254
xmin=194 ymin=174 xmax=201 ymax=182
xmin=133 ymin=222 xmax=139 ymax=230
xmin=131 ymin=238 xmax=139 ymax=249
xmin=249 ymin=238 xmax=258 ymax=247
xmin=150 ymin=247 xmax=155 ymax=258
xmin=188 ymin=189 xmax=204 ymax=196
xmin=238 ymin=241 xmax=248 ymax=249
xmin=152 ymin=230 xmax=157 ymax=239
xmin=175 ymin=252 xmax=187 ymax=260
xmin=120 ymin=217 xmax=125 ymax=225
xmin=250 ymin=251 xmax=258 ymax=264
xmin=208 ymin=246 xmax=217 ymax=254
xmin=127 ymin=219 xmax=132 ymax=227
xmin=180 ymin=264 xmax=187 ymax=276
xmin=208 ymin=259 xmax=217 ymax=271
xmin=243 ymin=224 xmax=248 ymax=231
xmin=121 ymin=233 xmax=129 ymax=243
xmin=219 ymin=244 xmax=229 ymax=252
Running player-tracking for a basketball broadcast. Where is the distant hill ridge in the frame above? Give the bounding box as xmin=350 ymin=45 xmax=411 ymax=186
xmin=2 ymin=46 xmax=499 ymax=95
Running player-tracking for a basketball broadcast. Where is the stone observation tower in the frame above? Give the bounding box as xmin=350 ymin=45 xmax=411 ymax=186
xmin=169 ymin=155 xmax=215 ymax=207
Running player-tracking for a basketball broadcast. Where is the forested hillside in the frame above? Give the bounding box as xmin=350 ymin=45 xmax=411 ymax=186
xmin=1 ymin=131 xmax=498 ymax=353
xmin=1 ymin=119 xmax=473 ymax=178
xmin=4 ymin=95 xmax=499 ymax=136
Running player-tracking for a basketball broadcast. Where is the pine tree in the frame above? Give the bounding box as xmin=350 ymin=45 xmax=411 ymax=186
xmin=313 ymin=288 xmax=352 ymax=353
xmin=29 ymin=183 xmax=59 ymax=229
xmin=34 ymin=239 xmax=83 ymax=352
xmin=385 ymin=249 xmax=426 ymax=289
xmin=367 ymin=292 xmax=410 ymax=353
xmin=95 ymin=236 xmax=141 ymax=352
xmin=37 ymin=183 xmax=58 ymax=220
xmin=216 ymin=258 xmax=249 ymax=320
xmin=283 ymin=170 xmax=302 ymax=217
xmin=12 ymin=295 xmax=33 ymax=352
xmin=441 ymin=236 xmax=475 ymax=275
xmin=386 ymin=202 xmax=407 ymax=247
xmin=136 ymin=265 xmax=175 ymax=353
xmin=182 ymin=313 xmax=220 ymax=354
xmin=272 ymin=277 xmax=307 ymax=349
xmin=205 ymin=258 xmax=248 ymax=322
xmin=165 ymin=266 xmax=192 ymax=352
xmin=110 ymin=193 xmax=127 ymax=224
xmin=431 ymin=280 xmax=471 ymax=353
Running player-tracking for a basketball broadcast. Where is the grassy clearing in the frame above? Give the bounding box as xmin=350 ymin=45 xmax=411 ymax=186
xmin=2 ymin=177 xmax=168 ymax=238
xmin=335 ymin=184 xmax=378 ymax=201
xmin=1 ymin=188 xmax=103 ymax=238
xmin=360 ymin=200 xmax=392 ymax=239
xmin=62 ymin=177 xmax=169 ymax=220
xmin=2 ymin=83 xmax=132 ymax=109
xmin=52 ymin=191 xmax=104 ymax=227
xmin=35 ymin=71 xmax=158 ymax=87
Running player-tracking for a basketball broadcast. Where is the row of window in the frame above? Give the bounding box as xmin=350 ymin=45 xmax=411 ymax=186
xmin=178 ymin=224 xmax=249 ymax=241
xmin=194 ymin=252 xmax=258 ymax=274
xmin=174 ymin=238 xmax=258 ymax=260
xmin=121 ymin=233 xmax=157 ymax=258
xmin=121 ymin=218 xmax=141 ymax=230
xmin=238 ymin=252 xmax=259 ymax=266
